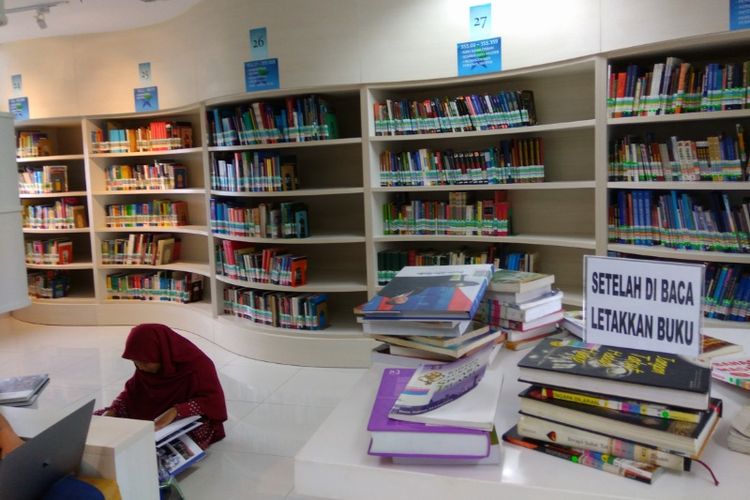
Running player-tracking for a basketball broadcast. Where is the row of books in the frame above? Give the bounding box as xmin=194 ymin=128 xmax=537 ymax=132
xmin=208 ymin=95 xmax=339 ymax=146
xmin=222 ymin=286 xmax=328 ymax=331
xmin=22 ymin=201 xmax=87 ymax=230
xmin=703 ymin=264 xmax=750 ymax=322
xmin=16 ymin=130 xmax=51 ymax=158
xmin=90 ymin=121 xmax=193 ymax=153
xmin=373 ymin=90 xmax=537 ymax=136
xmin=209 ymin=200 xmax=309 ymax=239
xmin=105 ymin=161 xmax=188 ymax=191
xmin=25 ymin=238 xmax=74 ymax=265
xmin=376 ymin=247 xmax=539 ymax=285
xmin=104 ymin=200 xmax=189 ymax=228
xmin=608 ymin=190 xmax=750 ymax=253
xmin=27 ymin=270 xmax=71 ymax=299
xmin=106 ymin=271 xmax=204 ymax=303
xmin=214 ymin=241 xmax=308 ymax=287
xmin=505 ymin=338 xmax=722 ymax=484
xmin=382 ymin=192 xmax=510 ymax=236
xmin=379 ymin=139 xmax=545 ymax=187
xmin=18 ymin=165 xmax=69 ymax=194
xmin=210 ymin=152 xmax=298 ymax=192
xmin=608 ymin=57 xmax=750 ymax=117
xmin=609 ymin=129 xmax=748 ymax=182
xmin=100 ymin=233 xmax=180 ymax=266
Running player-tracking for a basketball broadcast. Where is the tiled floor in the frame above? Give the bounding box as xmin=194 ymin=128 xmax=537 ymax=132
xmin=0 ymin=316 xmax=365 ymax=499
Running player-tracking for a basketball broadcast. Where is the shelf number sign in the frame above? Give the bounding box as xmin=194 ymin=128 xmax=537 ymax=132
xmin=250 ymin=27 xmax=268 ymax=60
xmin=139 ymin=62 xmax=151 ymax=83
xmin=11 ymin=74 xmax=22 ymax=94
xmin=470 ymin=4 xmax=491 ymax=40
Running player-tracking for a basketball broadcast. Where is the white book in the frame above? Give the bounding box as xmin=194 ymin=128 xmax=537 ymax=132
xmin=0 ymin=374 xmax=50 ymax=405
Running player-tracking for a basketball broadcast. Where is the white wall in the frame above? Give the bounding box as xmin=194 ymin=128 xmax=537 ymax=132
xmin=0 ymin=0 xmax=738 ymax=118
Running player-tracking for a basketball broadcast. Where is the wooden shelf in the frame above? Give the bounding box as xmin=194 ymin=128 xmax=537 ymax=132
xmin=207 ymin=137 xmax=361 ymax=152
xmin=373 ymin=181 xmax=595 ymax=192
xmin=214 ymin=231 xmax=365 ymax=245
xmin=211 ymin=187 xmax=364 ymax=198
xmin=89 ymin=147 xmax=203 ymax=158
xmin=16 ymin=154 xmax=85 ymax=163
xmin=608 ymin=108 xmax=750 ymax=125
xmin=19 ymin=191 xmax=88 ymax=199
xmin=608 ymin=243 xmax=750 ymax=264
xmin=93 ymin=188 xmax=206 ymax=196
xmin=374 ymin=234 xmax=596 ymax=250
xmin=368 ymin=119 xmax=595 ymax=143
xmin=216 ymin=272 xmax=367 ymax=293
xmin=96 ymin=225 xmax=208 ymax=236
xmin=26 ymin=261 xmax=94 ymax=270
xmin=608 ymin=181 xmax=750 ymax=191
xmin=99 ymin=261 xmax=211 ymax=276
xmin=23 ymin=227 xmax=90 ymax=234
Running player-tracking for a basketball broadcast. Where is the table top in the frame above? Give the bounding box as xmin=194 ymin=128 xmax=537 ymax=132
xmin=295 ymin=327 xmax=750 ymax=500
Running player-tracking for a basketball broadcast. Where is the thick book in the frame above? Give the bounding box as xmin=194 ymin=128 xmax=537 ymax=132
xmin=155 ymin=416 xmax=206 ymax=477
xmin=517 ymin=338 xmax=712 ymax=410
xmin=367 ymin=368 xmax=490 ymax=459
xmin=518 ymin=386 xmax=722 ymax=457
xmin=498 ymin=309 xmax=563 ymax=332
xmin=0 ymin=373 xmax=50 ymax=405
xmin=391 ymin=428 xmax=501 ymax=465
xmin=561 ymin=310 xmax=584 ymax=338
xmin=373 ymin=329 xmax=502 ymax=360
xmin=484 ymin=286 xmax=552 ymax=305
xmin=407 ymin=322 xmax=491 ymax=347
xmin=370 ymin=343 xmax=503 ymax=368
xmin=360 ymin=264 xmax=492 ymax=319
xmin=502 ymin=319 xmax=560 ymax=343
xmin=495 ymin=290 xmax=563 ymax=322
xmin=361 ymin=318 xmax=474 ymax=338
xmin=388 ymin=353 xmax=504 ymax=431
xmin=488 ymin=269 xmax=554 ymax=293
xmin=502 ymin=425 xmax=662 ymax=484
xmin=711 ymin=358 xmax=750 ymax=390
xmin=517 ymin=414 xmax=690 ymax=471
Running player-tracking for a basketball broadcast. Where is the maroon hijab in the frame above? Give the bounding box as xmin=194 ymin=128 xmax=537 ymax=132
xmin=120 ymin=324 xmax=227 ymax=422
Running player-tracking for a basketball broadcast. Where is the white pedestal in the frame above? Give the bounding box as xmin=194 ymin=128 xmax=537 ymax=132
xmin=295 ymin=329 xmax=750 ymax=499
xmin=1 ymin=406 xmax=158 ymax=500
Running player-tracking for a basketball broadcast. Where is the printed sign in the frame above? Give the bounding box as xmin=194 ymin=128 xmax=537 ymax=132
xmin=244 ymin=58 xmax=280 ymax=92
xmin=457 ymin=37 xmax=501 ymax=77
xmin=11 ymin=74 xmax=22 ymax=94
xmin=584 ymin=256 xmax=703 ymax=357
xmin=469 ymin=4 xmax=492 ymax=40
xmin=250 ymin=27 xmax=268 ymax=60
xmin=9 ymin=97 xmax=29 ymax=121
xmin=139 ymin=62 xmax=152 ymax=83
xmin=134 ymin=86 xmax=159 ymax=112
xmin=730 ymin=0 xmax=750 ymax=30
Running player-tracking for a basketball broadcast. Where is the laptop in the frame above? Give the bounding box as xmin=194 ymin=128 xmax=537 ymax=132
xmin=0 ymin=399 xmax=95 ymax=500
xmin=0 ymin=374 xmax=50 ymax=406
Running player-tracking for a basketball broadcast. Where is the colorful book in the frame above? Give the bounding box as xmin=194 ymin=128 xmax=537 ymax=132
xmin=502 ymin=425 xmax=662 ymax=484
xmin=367 ymin=368 xmax=490 ymax=459
xmin=488 ymin=269 xmax=554 ymax=293
xmin=516 ymin=414 xmax=691 ymax=471
xmin=518 ymin=386 xmax=722 ymax=457
xmin=517 ymin=338 xmax=712 ymax=410
xmin=373 ymin=329 xmax=502 ymax=360
xmin=711 ymin=358 xmax=750 ymax=390
xmin=360 ymin=264 xmax=492 ymax=319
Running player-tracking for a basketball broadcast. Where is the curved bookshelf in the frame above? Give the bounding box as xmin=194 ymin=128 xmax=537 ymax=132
xmin=608 ymin=243 xmax=750 ymax=264
xmin=23 ymin=228 xmax=90 ymax=234
xmin=88 ymin=147 xmax=203 ymax=159
xmin=19 ymin=191 xmax=88 ymax=199
xmin=214 ymin=232 xmax=365 ymax=245
xmin=96 ymin=225 xmax=209 ymax=236
xmin=216 ymin=273 xmax=367 ymax=293
xmin=16 ymin=154 xmax=85 ymax=163
xmin=93 ymin=188 xmax=206 ymax=196
xmin=374 ymin=234 xmax=596 ymax=250
xmin=27 ymin=261 xmax=94 ymax=270
xmin=372 ymin=181 xmax=595 ymax=192
xmin=100 ymin=261 xmax=212 ymax=277
xmin=207 ymin=137 xmax=362 ymax=152
xmin=217 ymin=311 xmax=361 ymax=338
xmin=608 ymin=181 xmax=750 ymax=191
xmin=608 ymin=108 xmax=750 ymax=126
xmin=211 ymin=187 xmax=364 ymax=198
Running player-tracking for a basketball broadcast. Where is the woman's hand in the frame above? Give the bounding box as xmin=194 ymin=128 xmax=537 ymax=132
xmin=154 ymin=407 xmax=178 ymax=431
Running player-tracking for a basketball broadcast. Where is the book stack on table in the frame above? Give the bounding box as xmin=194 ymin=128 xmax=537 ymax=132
xmin=360 ymin=264 xmax=504 ymax=367
xmin=479 ymin=270 xmax=564 ymax=351
xmin=366 ymin=346 xmax=504 ymax=465
xmin=502 ymin=337 xmax=721 ymax=484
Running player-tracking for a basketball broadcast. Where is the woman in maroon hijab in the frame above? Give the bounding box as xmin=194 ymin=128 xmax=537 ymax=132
xmin=96 ymin=323 xmax=227 ymax=449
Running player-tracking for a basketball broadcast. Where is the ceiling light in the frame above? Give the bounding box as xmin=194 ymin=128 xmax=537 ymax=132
xmin=0 ymin=1 xmax=68 ymax=29
xmin=34 ymin=7 xmax=48 ymax=29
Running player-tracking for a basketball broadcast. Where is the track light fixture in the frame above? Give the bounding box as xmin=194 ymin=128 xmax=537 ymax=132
xmin=0 ymin=1 xmax=69 ymax=30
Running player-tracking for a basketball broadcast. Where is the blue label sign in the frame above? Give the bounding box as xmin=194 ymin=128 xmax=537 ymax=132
xmin=134 ymin=86 xmax=159 ymax=112
xmin=457 ymin=37 xmax=501 ymax=77
xmin=469 ymin=4 xmax=492 ymax=40
xmin=730 ymin=0 xmax=750 ymax=30
xmin=250 ymin=27 xmax=268 ymax=60
xmin=9 ymin=97 xmax=29 ymax=121
xmin=244 ymin=58 xmax=280 ymax=92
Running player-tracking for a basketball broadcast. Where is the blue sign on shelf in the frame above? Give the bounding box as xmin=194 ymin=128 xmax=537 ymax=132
xmin=730 ymin=0 xmax=750 ymax=30
xmin=9 ymin=97 xmax=29 ymax=121
xmin=457 ymin=37 xmax=501 ymax=77
xmin=250 ymin=27 xmax=268 ymax=60
xmin=134 ymin=86 xmax=159 ymax=112
xmin=244 ymin=58 xmax=280 ymax=92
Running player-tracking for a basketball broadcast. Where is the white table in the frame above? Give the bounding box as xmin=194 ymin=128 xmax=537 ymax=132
xmin=1 ymin=406 xmax=158 ymax=500
xmin=295 ymin=328 xmax=750 ymax=499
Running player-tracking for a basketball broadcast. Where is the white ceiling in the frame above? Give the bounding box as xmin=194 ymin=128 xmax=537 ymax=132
xmin=0 ymin=0 xmax=204 ymax=44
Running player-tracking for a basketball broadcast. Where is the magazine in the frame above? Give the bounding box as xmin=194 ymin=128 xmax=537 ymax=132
xmin=155 ymin=416 xmax=206 ymax=477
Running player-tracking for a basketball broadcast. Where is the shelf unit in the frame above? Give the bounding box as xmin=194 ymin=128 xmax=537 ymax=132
xmin=604 ymin=37 xmax=750 ymax=329
xmin=11 ymin=32 xmax=750 ymax=366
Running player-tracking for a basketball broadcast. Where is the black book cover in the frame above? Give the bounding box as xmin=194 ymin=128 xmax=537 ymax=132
xmin=519 ymin=386 xmax=722 ymax=440
xmin=517 ymin=338 xmax=711 ymax=394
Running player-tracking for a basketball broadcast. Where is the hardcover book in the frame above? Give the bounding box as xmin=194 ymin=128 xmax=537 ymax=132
xmin=367 ymin=368 xmax=490 ymax=459
xmin=360 ymin=264 xmax=492 ymax=319
xmin=361 ymin=318 xmax=474 ymax=338
xmin=518 ymin=386 xmax=722 ymax=456
xmin=390 ymin=428 xmax=502 ymax=465
xmin=373 ymin=329 xmax=502 ymax=360
xmin=488 ymin=269 xmax=554 ymax=293
xmin=517 ymin=338 xmax=712 ymax=410
xmin=711 ymin=358 xmax=750 ymax=390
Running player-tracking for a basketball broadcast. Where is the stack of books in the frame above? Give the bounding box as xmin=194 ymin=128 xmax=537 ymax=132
xmin=503 ymin=338 xmax=721 ymax=484
xmin=360 ymin=264 xmax=503 ymax=366
xmin=480 ymin=270 xmax=564 ymax=350
xmin=367 ymin=346 xmax=504 ymax=464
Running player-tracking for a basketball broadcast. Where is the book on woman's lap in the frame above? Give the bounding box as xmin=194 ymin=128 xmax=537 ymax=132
xmin=155 ymin=416 xmax=206 ymax=477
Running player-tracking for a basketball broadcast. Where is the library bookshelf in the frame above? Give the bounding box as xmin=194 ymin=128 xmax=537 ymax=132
xmin=10 ymin=32 xmax=750 ymax=367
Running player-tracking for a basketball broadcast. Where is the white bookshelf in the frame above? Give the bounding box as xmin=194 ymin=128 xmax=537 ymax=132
xmin=19 ymin=190 xmax=88 ymax=199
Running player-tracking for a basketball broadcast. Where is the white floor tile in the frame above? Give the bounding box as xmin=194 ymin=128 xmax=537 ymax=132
xmin=267 ymin=367 xmax=367 ymax=407
xmin=219 ymin=357 xmax=300 ymax=403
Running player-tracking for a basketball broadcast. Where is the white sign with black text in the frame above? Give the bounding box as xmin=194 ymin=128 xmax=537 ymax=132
xmin=584 ymin=256 xmax=704 ymax=357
